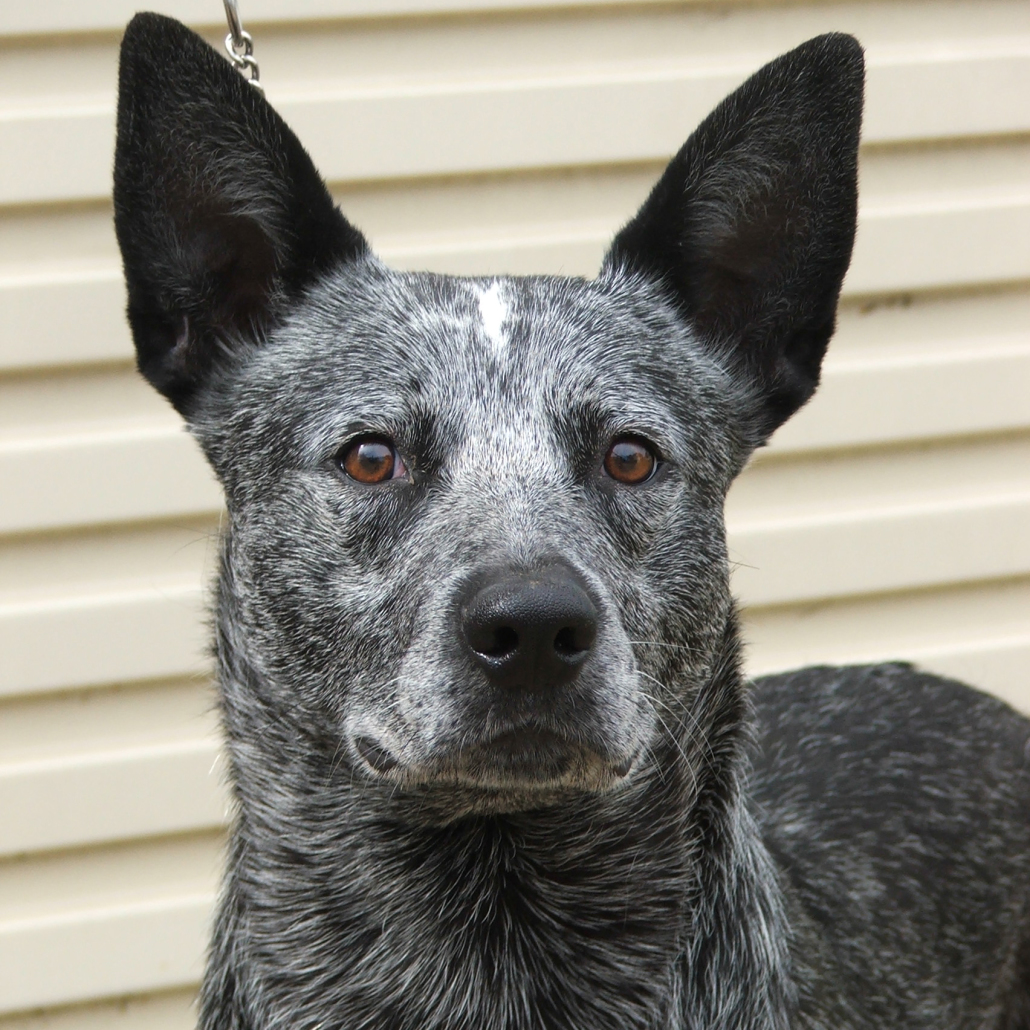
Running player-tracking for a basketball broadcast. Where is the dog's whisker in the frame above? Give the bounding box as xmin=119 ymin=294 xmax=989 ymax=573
xmin=636 ymin=670 xmax=721 ymax=784
xmin=627 ymin=639 xmax=705 ymax=655
xmin=635 ymin=688 xmax=699 ymax=800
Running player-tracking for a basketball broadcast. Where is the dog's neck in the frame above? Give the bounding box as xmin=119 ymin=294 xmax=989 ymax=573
xmin=205 ymin=621 xmax=794 ymax=1030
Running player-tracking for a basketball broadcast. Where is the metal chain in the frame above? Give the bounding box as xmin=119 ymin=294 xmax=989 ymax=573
xmin=223 ymin=0 xmax=263 ymax=92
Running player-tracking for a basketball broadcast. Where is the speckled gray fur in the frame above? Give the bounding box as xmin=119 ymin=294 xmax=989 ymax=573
xmin=113 ymin=15 xmax=1030 ymax=1029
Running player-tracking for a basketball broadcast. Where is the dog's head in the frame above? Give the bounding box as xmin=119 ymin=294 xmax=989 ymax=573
xmin=114 ymin=15 xmax=862 ymax=816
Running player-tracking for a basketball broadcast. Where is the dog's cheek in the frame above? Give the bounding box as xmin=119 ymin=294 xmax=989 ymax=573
xmin=598 ymin=490 xmax=733 ymax=691
xmin=226 ymin=478 xmax=427 ymax=707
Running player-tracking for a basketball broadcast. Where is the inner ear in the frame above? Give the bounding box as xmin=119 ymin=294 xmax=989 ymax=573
xmin=190 ymin=207 xmax=280 ymax=335
xmin=145 ymin=206 xmax=280 ymax=397
xmin=686 ymin=189 xmax=800 ymax=337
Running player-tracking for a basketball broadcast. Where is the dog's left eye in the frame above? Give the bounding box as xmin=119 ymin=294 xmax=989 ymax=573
xmin=337 ymin=436 xmax=407 ymax=484
xmin=603 ymin=436 xmax=658 ymax=485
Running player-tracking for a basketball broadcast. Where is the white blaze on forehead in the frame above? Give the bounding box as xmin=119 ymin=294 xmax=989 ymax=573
xmin=474 ymin=280 xmax=509 ymax=355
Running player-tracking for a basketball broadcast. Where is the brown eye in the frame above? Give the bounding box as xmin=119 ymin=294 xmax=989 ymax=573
xmin=338 ymin=436 xmax=405 ymax=484
xmin=603 ymin=437 xmax=657 ymax=485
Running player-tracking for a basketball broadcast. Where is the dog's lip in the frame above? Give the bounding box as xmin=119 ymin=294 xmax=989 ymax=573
xmin=444 ymin=726 xmax=594 ymax=787
xmin=354 ymin=726 xmax=578 ymax=777
xmin=353 ymin=722 xmax=639 ymax=791
xmin=468 ymin=725 xmax=575 ymax=763
xmin=475 ymin=728 xmax=636 ymax=779
xmin=480 ymin=725 xmax=568 ymax=749
xmin=354 ymin=735 xmax=401 ymax=774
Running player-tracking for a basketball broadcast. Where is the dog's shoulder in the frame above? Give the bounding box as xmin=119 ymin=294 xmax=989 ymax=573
xmin=750 ymin=662 xmax=1030 ymax=797
xmin=749 ymin=662 xmax=1030 ymax=843
xmin=748 ymin=664 xmax=1030 ymax=1019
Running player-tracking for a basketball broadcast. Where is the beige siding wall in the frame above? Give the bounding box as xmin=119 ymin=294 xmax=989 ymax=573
xmin=1 ymin=0 xmax=1028 ymax=1024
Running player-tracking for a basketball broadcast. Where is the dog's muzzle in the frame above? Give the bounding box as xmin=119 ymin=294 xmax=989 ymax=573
xmin=349 ymin=564 xmax=644 ymax=800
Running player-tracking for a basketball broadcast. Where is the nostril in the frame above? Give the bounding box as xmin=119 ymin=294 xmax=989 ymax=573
xmin=554 ymin=625 xmax=588 ymax=658
xmin=478 ymin=625 xmax=519 ymax=659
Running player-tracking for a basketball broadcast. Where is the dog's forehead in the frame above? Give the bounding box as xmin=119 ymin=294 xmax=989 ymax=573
xmin=251 ymin=265 xmax=702 ymax=434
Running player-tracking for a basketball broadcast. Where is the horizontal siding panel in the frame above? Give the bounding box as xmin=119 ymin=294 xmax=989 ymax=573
xmin=281 ymin=65 xmax=746 ymax=188
xmin=381 ymin=218 xmax=614 ymax=278
xmin=3 ymin=197 xmax=1028 ymax=373
xmin=742 ymin=577 xmax=1030 ymax=711
xmin=4 ymin=0 xmax=1027 ymax=39
xmin=0 ymin=0 xmax=660 ymax=37
xmin=770 ymin=335 xmax=1030 ymax=453
xmin=0 ymin=989 xmax=198 ymax=1030
xmin=2 ymin=47 xmax=1028 ymax=207
xmin=0 ymin=584 xmax=207 ymax=699
xmin=0 ymin=895 xmax=211 ymax=1016
xmin=729 ymin=490 xmax=1030 ymax=606
xmin=0 ymin=679 xmax=214 ymax=765
xmin=845 ymin=193 xmax=1030 ymax=295
xmin=0 ymin=521 xmax=212 ymax=601
xmin=0 ymin=426 xmax=220 ymax=535
xmin=0 ymin=104 xmax=113 ymax=207
xmin=750 ymin=634 xmax=1030 ymax=714
xmin=920 ymin=642 xmax=1030 ymax=714
xmin=0 ymin=270 xmax=129 ymax=372
xmin=0 ymin=740 xmax=226 ymax=858
xmin=384 ymin=195 xmax=1030 ymax=286
xmin=863 ymin=46 xmax=1030 ymax=143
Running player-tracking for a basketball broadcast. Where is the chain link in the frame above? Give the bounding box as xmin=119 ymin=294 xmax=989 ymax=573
xmin=223 ymin=0 xmax=262 ymax=92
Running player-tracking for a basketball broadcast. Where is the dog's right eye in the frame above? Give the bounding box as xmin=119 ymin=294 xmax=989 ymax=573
xmin=336 ymin=436 xmax=406 ymax=484
xmin=603 ymin=436 xmax=658 ymax=485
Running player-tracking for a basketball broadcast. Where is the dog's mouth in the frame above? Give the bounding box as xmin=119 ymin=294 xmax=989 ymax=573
xmin=449 ymin=727 xmax=610 ymax=786
xmin=353 ymin=725 xmax=637 ymax=795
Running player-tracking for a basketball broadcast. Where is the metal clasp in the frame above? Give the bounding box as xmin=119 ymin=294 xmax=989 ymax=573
xmin=223 ymin=0 xmax=263 ymax=92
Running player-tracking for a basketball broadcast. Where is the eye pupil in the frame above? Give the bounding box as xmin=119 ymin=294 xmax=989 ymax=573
xmin=341 ymin=437 xmax=396 ymax=484
xmin=604 ymin=437 xmax=657 ymax=485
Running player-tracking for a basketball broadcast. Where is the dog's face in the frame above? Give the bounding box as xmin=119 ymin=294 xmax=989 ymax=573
xmin=200 ymin=268 xmax=744 ymax=806
xmin=114 ymin=16 xmax=862 ymax=815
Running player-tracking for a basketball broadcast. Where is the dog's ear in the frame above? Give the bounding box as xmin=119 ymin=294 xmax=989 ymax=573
xmin=606 ymin=33 xmax=863 ymax=441
xmin=113 ymin=13 xmax=367 ymax=414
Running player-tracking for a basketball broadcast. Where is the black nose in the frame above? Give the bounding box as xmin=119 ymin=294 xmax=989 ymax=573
xmin=461 ymin=568 xmax=598 ymax=690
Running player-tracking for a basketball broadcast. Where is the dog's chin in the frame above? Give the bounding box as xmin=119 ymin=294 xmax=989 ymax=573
xmin=353 ymin=728 xmax=638 ymax=817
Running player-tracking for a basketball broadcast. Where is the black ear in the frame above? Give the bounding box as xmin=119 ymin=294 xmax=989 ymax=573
xmin=113 ymin=13 xmax=367 ymax=414
xmin=606 ymin=33 xmax=864 ymax=440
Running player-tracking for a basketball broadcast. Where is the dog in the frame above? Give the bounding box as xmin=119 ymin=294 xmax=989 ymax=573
xmin=113 ymin=14 xmax=1030 ymax=1029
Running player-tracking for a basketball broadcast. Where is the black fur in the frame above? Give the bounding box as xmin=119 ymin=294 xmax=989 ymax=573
xmin=113 ymin=15 xmax=1030 ymax=1029
xmin=113 ymin=14 xmax=366 ymax=414
xmin=607 ymin=34 xmax=862 ymax=440
xmin=752 ymin=665 xmax=1030 ymax=1029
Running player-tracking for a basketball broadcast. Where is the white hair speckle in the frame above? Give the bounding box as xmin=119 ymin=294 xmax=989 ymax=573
xmin=474 ymin=280 xmax=509 ymax=356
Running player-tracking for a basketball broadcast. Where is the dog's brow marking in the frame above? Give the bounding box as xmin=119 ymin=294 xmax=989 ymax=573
xmin=475 ymin=280 xmax=509 ymax=355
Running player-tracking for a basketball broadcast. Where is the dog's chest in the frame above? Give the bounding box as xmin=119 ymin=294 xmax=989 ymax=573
xmin=238 ymin=810 xmax=699 ymax=1030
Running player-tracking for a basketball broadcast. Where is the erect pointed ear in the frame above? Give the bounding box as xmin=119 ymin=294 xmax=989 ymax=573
xmin=605 ymin=33 xmax=864 ymax=441
xmin=113 ymin=13 xmax=367 ymax=415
